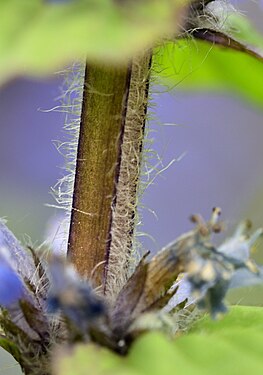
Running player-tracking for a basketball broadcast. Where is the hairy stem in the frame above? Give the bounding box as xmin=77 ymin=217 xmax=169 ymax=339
xmin=105 ymin=53 xmax=152 ymax=297
xmin=68 ymin=53 xmax=152 ymax=293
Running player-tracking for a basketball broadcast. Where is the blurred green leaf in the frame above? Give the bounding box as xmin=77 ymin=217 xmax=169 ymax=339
xmin=191 ymin=305 xmax=263 ymax=332
xmin=55 ymin=306 xmax=263 ymax=375
xmin=217 ymin=12 xmax=263 ymax=48
xmin=155 ymin=38 xmax=263 ymax=107
xmin=53 ymin=343 xmax=137 ymax=375
xmin=155 ymin=10 xmax=263 ymax=107
xmin=0 ymin=335 xmax=21 ymax=363
xmin=0 ymin=0 xmax=186 ymax=84
xmin=128 ymin=307 xmax=263 ymax=375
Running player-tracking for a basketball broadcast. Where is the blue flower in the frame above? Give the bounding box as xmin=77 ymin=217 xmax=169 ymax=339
xmin=0 ymin=261 xmax=24 ymax=307
xmin=47 ymin=257 xmax=106 ymax=331
xmin=0 ymin=219 xmax=35 ymax=280
xmin=165 ymin=211 xmax=263 ymax=318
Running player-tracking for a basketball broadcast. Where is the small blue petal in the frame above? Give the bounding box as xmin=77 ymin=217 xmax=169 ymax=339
xmin=0 ymin=220 xmax=35 ymax=280
xmin=47 ymin=295 xmax=60 ymax=313
xmin=47 ymin=257 xmax=106 ymax=331
xmin=218 ymin=224 xmax=263 ymax=262
xmin=197 ymin=279 xmax=230 ymax=319
xmin=165 ymin=214 xmax=263 ymax=317
xmin=230 ymin=266 xmax=263 ymax=289
xmin=0 ymin=264 xmax=24 ymax=307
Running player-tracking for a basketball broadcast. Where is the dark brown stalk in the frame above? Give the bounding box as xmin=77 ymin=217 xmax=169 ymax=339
xmin=68 ymin=53 xmax=152 ymax=294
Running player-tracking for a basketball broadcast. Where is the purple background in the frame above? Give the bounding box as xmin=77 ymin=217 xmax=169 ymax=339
xmin=0 ymin=1 xmax=262 ymax=373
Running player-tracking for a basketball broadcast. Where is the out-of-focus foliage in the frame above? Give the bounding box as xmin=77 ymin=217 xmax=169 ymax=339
xmin=191 ymin=305 xmax=263 ymax=332
xmin=0 ymin=0 xmax=186 ymax=84
xmin=156 ymin=39 xmax=263 ymax=106
xmin=223 ymin=12 xmax=263 ymax=48
xmin=54 ymin=344 xmax=136 ymax=375
xmin=155 ymin=11 xmax=263 ymax=107
xmin=54 ymin=306 xmax=263 ymax=375
xmin=0 ymin=0 xmax=262 ymax=107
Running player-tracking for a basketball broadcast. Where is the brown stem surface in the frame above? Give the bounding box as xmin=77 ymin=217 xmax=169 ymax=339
xmin=68 ymin=54 xmax=152 ymax=293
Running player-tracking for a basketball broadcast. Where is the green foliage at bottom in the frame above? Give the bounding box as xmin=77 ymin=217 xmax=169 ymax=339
xmin=54 ymin=306 xmax=263 ymax=375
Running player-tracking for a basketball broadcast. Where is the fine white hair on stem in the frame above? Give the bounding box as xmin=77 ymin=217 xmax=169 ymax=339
xmin=104 ymin=52 xmax=185 ymax=300
xmin=46 ymin=63 xmax=85 ymax=255
xmin=47 ymin=57 xmax=182 ymax=300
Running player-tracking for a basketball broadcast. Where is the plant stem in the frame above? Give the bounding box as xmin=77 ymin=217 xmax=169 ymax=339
xmin=105 ymin=54 xmax=152 ymax=297
xmin=68 ymin=53 xmax=152 ymax=294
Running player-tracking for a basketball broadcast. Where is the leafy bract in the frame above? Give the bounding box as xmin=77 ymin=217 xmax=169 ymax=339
xmin=0 ymin=0 xmax=186 ymax=84
xmin=54 ymin=306 xmax=263 ymax=375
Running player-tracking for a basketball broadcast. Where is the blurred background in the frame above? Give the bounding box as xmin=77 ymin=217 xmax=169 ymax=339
xmin=0 ymin=0 xmax=262 ymax=373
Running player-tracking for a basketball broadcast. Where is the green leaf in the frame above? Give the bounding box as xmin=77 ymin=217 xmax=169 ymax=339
xmin=155 ymin=38 xmax=263 ymax=107
xmin=54 ymin=306 xmax=263 ymax=375
xmin=217 ymin=12 xmax=263 ymax=49
xmin=0 ymin=0 xmax=186 ymax=84
xmin=129 ymin=306 xmax=263 ymax=375
xmin=53 ymin=343 xmax=137 ymax=375
xmin=191 ymin=305 xmax=263 ymax=332
xmin=0 ymin=335 xmax=21 ymax=364
xmin=155 ymin=8 xmax=263 ymax=107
